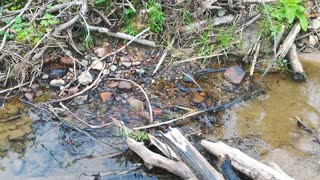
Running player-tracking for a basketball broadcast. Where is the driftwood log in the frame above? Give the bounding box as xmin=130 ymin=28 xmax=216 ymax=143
xmin=160 ymin=128 xmax=225 ymax=180
xmin=126 ymin=138 xmax=197 ymax=179
xmin=201 ymin=140 xmax=294 ymax=180
xmin=287 ymin=44 xmax=307 ymax=81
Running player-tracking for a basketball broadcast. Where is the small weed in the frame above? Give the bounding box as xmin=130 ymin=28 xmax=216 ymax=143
xmin=194 ymin=30 xmax=215 ymax=57
xmin=82 ymin=29 xmax=94 ymax=50
xmin=40 ymin=13 xmax=60 ymax=32
xmin=265 ymin=0 xmax=308 ymax=31
xmin=134 ymin=131 xmax=149 ymax=142
xmin=183 ymin=11 xmax=193 ymax=25
xmin=277 ymin=58 xmax=292 ymax=73
xmin=117 ymin=128 xmax=149 ymax=142
xmin=147 ymin=0 xmax=165 ymax=33
xmin=216 ymin=26 xmax=235 ymax=49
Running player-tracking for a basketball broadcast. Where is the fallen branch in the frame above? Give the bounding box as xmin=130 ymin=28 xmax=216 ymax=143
xmin=260 ymin=23 xmax=301 ymax=80
xmin=160 ymin=128 xmax=225 ymax=180
xmin=127 ymin=138 xmax=197 ymax=179
xmin=201 ymin=140 xmax=294 ymax=180
xmin=88 ymin=25 xmax=156 ymax=47
xmin=181 ymin=15 xmax=235 ymax=33
xmin=287 ymin=43 xmax=307 ymax=81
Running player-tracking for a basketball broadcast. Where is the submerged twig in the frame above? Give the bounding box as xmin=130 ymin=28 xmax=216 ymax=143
xmin=108 ymin=78 xmax=154 ymax=123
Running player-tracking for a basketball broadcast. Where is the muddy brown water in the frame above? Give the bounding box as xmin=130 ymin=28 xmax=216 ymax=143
xmin=0 ymin=53 xmax=320 ymax=179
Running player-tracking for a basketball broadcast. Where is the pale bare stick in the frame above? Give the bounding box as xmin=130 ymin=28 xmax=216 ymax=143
xmin=250 ymin=42 xmax=261 ymax=76
xmin=152 ymin=39 xmax=175 ymax=75
xmin=0 ymin=29 xmax=9 ymax=52
xmin=133 ymin=110 xmax=205 ymax=130
xmin=108 ymin=78 xmax=153 ymax=123
xmin=0 ymin=81 xmax=30 ymax=94
xmin=47 ymin=63 xmax=106 ymax=103
xmin=0 ymin=0 xmax=32 ymax=32
xmin=88 ymin=25 xmax=156 ymax=48
xmin=173 ymin=53 xmax=224 ymax=64
xmin=60 ymin=102 xmax=114 ymax=129
xmin=98 ymin=27 xmax=152 ymax=61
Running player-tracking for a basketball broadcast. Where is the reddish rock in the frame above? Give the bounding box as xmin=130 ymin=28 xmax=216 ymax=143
xmin=152 ymin=108 xmax=162 ymax=115
xmin=30 ymin=83 xmax=39 ymax=90
xmin=118 ymin=81 xmax=132 ymax=90
xmin=100 ymin=92 xmax=112 ymax=102
xmin=94 ymin=46 xmax=111 ymax=58
xmin=24 ymin=92 xmax=34 ymax=102
xmin=60 ymin=56 xmax=74 ymax=66
xmin=192 ymin=92 xmax=204 ymax=104
xmin=107 ymin=82 xmax=119 ymax=88
xmin=224 ymin=65 xmax=245 ymax=84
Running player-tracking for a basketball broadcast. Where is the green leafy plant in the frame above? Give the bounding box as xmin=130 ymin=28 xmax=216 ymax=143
xmin=122 ymin=8 xmax=139 ymax=35
xmin=147 ymin=0 xmax=165 ymax=33
xmin=216 ymin=26 xmax=235 ymax=49
xmin=40 ymin=13 xmax=60 ymax=30
xmin=271 ymin=0 xmax=308 ymax=31
xmin=82 ymin=29 xmax=94 ymax=50
xmin=117 ymin=129 xmax=149 ymax=142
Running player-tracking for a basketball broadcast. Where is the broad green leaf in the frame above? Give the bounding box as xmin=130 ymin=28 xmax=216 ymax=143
xmin=285 ymin=7 xmax=296 ymax=23
xmin=15 ymin=17 xmax=22 ymax=24
xmin=296 ymin=13 xmax=308 ymax=31
xmin=40 ymin=20 xmax=49 ymax=26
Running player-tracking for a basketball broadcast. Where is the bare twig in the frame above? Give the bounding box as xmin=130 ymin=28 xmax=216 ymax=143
xmin=152 ymin=39 xmax=175 ymax=75
xmin=181 ymin=71 xmax=202 ymax=90
xmin=60 ymin=102 xmax=114 ymax=129
xmin=0 ymin=29 xmax=9 ymax=52
xmin=133 ymin=110 xmax=205 ymax=130
xmin=250 ymin=41 xmax=261 ymax=76
xmin=88 ymin=25 xmax=156 ymax=47
xmin=108 ymin=78 xmax=153 ymax=123
xmin=173 ymin=52 xmax=224 ymax=64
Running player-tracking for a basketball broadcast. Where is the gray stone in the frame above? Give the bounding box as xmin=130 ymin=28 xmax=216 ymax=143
xmin=118 ymin=81 xmax=132 ymax=90
xmin=81 ymin=60 xmax=89 ymax=66
xmin=110 ymin=65 xmax=117 ymax=72
xmin=78 ymin=71 xmax=93 ymax=85
xmin=42 ymin=74 xmax=49 ymax=79
xmin=50 ymin=79 xmax=65 ymax=87
xmin=224 ymin=65 xmax=245 ymax=84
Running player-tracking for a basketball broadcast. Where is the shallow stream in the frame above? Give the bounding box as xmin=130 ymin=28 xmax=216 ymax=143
xmin=0 ymin=52 xmax=319 ymax=179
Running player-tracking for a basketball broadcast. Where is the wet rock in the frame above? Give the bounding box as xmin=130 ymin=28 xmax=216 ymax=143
xmin=100 ymin=92 xmax=112 ymax=102
xmin=110 ymin=65 xmax=117 ymax=72
xmin=49 ymin=68 xmax=68 ymax=79
xmin=50 ymin=79 xmax=65 ymax=87
xmin=311 ymin=19 xmax=320 ymax=30
xmin=183 ymin=73 xmax=195 ymax=83
xmin=308 ymin=35 xmax=318 ymax=46
xmin=107 ymin=81 xmax=119 ymax=88
xmin=24 ymin=92 xmax=34 ymax=102
xmin=118 ymin=81 xmax=132 ymax=90
xmin=224 ymin=65 xmax=245 ymax=84
xmin=91 ymin=60 xmax=104 ymax=70
xmin=78 ymin=71 xmax=93 ymax=85
xmin=130 ymin=99 xmax=144 ymax=111
xmin=152 ymin=108 xmax=162 ymax=115
xmin=191 ymin=92 xmax=204 ymax=104
xmin=60 ymin=56 xmax=74 ymax=66
xmin=122 ymin=62 xmax=131 ymax=68
xmin=139 ymin=111 xmax=150 ymax=120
